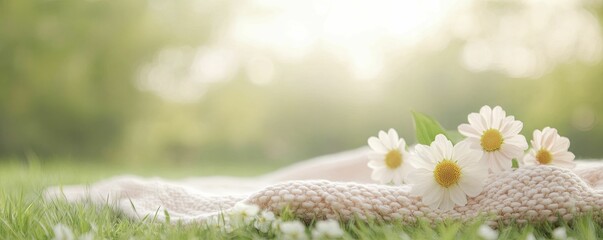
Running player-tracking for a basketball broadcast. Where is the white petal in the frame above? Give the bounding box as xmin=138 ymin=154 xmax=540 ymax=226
xmin=367 ymin=159 xmax=385 ymax=169
xmin=479 ymin=105 xmax=493 ymax=128
xmin=407 ymin=168 xmax=432 ymax=185
xmin=501 ymin=119 xmax=523 ymax=138
xmin=371 ymin=167 xmax=387 ymax=182
xmin=432 ymin=134 xmax=452 ymax=160
xmin=439 ymin=190 xmax=455 ymax=211
xmin=458 ymin=123 xmax=482 ymax=138
xmin=553 ymin=158 xmax=577 ymax=169
xmin=553 ymin=151 xmax=575 ymax=163
xmin=532 ymin=129 xmax=543 ymax=149
xmin=530 ymin=139 xmax=539 ymax=152
xmin=413 ymin=145 xmax=438 ymax=169
xmin=388 ymin=129 xmax=399 ymax=148
xmin=391 ymin=169 xmax=403 ymax=185
xmin=463 ymin=137 xmax=482 ymax=150
xmin=379 ymin=131 xmax=392 ymax=149
xmin=449 ymin=185 xmax=468 ymax=206
xmin=505 ymin=134 xmax=528 ymax=151
xmin=381 ymin=170 xmax=394 ymax=184
xmin=458 ymin=174 xmax=485 ymax=197
xmin=552 ymin=137 xmax=570 ymax=152
xmin=499 ymin=115 xmax=515 ymax=134
xmin=453 ymin=140 xmax=482 ymax=167
xmin=368 ymin=152 xmax=385 ymax=161
xmin=409 ymin=170 xmax=436 ymax=196
xmin=488 ymin=153 xmax=506 ymax=172
xmin=499 ymin=143 xmax=525 ymax=160
xmin=368 ymin=137 xmax=388 ymax=153
xmin=491 ymin=106 xmax=505 ymax=130
xmin=468 ymin=113 xmax=487 ymax=132
xmin=421 ymin=184 xmax=444 ymax=206
xmin=407 ymin=172 xmax=437 ymax=197
xmin=541 ymin=128 xmax=557 ymax=150
xmin=442 ymin=137 xmax=455 ymax=160
xmin=494 ymin=152 xmax=513 ymax=170
xmin=397 ymin=138 xmax=407 ymax=151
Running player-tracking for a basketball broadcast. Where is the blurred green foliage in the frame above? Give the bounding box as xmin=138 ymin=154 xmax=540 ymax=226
xmin=1 ymin=0 xmax=602 ymax=165
xmin=0 ymin=0 xmax=225 ymax=160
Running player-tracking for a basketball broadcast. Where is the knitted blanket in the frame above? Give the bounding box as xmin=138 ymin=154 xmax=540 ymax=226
xmin=44 ymin=148 xmax=603 ymax=225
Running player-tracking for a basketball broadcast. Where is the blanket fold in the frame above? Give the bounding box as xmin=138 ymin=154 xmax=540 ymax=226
xmin=44 ymin=148 xmax=603 ymax=224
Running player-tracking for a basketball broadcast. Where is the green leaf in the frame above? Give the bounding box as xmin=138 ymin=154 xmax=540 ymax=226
xmin=411 ymin=111 xmax=449 ymax=145
xmin=512 ymin=159 xmax=519 ymax=169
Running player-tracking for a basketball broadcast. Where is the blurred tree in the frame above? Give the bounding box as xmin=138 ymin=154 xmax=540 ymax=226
xmin=0 ymin=0 xmax=227 ymax=160
xmin=0 ymin=0 xmax=601 ymax=165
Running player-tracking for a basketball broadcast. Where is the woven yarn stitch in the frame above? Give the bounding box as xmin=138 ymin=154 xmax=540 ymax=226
xmin=45 ymin=149 xmax=603 ymax=224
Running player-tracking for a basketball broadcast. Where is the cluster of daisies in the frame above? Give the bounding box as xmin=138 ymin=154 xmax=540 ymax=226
xmin=207 ymin=203 xmax=345 ymax=240
xmin=367 ymin=105 xmax=576 ymax=210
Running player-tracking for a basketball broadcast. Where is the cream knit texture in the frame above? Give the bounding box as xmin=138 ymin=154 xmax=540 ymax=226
xmin=44 ymin=148 xmax=603 ymax=224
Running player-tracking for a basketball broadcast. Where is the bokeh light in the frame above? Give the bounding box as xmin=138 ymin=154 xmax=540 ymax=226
xmin=1 ymin=0 xmax=602 ymax=167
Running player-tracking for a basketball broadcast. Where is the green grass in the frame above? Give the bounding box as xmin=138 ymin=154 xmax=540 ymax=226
xmin=1 ymin=161 xmax=602 ymax=239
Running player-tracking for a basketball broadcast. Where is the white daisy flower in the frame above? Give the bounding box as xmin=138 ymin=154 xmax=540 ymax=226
xmin=367 ymin=128 xmax=413 ymax=185
xmin=229 ymin=202 xmax=259 ymax=224
xmin=523 ymin=127 xmax=576 ymax=169
xmin=477 ymin=224 xmax=498 ymax=240
xmin=254 ymin=210 xmax=275 ymax=233
xmin=311 ymin=219 xmax=344 ymax=239
xmin=458 ymin=105 xmax=528 ymax=172
xmin=408 ymin=134 xmax=488 ymax=210
xmin=279 ymin=220 xmax=308 ymax=240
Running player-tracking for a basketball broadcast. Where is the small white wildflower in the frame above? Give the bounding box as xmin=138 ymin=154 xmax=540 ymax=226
xmin=552 ymin=227 xmax=567 ymax=240
xmin=254 ymin=211 xmax=276 ymax=233
xmin=525 ymin=232 xmax=536 ymax=240
xmin=477 ymin=224 xmax=498 ymax=240
xmin=367 ymin=128 xmax=414 ymax=185
xmin=523 ymin=127 xmax=576 ymax=168
xmin=279 ymin=220 xmax=308 ymax=240
xmin=311 ymin=219 xmax=344 ymax=239
xmin=230 ymin=203 xmax=260 ymax=224
xmin=52 ymin=223 xmax=75 ymax=240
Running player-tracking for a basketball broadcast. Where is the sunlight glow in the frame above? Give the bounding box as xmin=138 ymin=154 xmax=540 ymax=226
xmin=229 ymin=0 xmax=456 ymax=80
xmin=137 ymin=0 xmax=603 ymax=102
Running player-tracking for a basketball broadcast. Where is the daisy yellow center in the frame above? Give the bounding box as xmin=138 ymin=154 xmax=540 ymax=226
xmin=434 ymin=160 xmax=461 ymax=188
xmin=480 ymin=129 xmax=503 ymax=152
xmin=384 ymin=150 xmax=402 ymax=169
xmin=536 ymin=149 xmax=552 ymax=165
